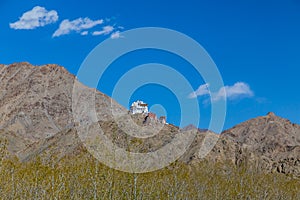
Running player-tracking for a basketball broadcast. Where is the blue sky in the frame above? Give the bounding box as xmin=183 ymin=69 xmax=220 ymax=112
xmin=1 ymin=0 xmax=300 ymax=130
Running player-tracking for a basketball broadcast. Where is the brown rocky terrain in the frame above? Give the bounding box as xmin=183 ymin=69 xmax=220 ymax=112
xmin=0 ymin=62 xmax=299 ymax=178
xmin=0 ymin=62 xmax=126 ymax=159
xmin=0 ymin=62 xmax=191 ymax=164
xmin=194 ymin=112 xmax=300 ymax=178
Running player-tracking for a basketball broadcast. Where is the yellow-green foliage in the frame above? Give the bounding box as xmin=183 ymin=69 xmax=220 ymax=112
xmin=0 ymin=142 xmax=299 ymax=199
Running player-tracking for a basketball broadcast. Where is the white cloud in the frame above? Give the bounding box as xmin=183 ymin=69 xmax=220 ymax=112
xmin=10 ymin=6 xmax=58 ymax=30
xmin=215 ymin=82 xmax=254 ymax=101
xmin=53 ymin=17 xmax=103 ymax=37
xmin=188 ymin=83 xmax=210 ymax=98
xmin=189 ymin=82 xmax=254 ymax=102
xmin=81 ymin=31 xmax=88 ymax=36
xmin=110 ymin=31 xmax=121 ymax=39
xmin=92 ymin=25 xmax=114 ymax=36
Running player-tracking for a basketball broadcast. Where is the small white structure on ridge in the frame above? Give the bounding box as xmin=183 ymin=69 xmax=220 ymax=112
xmin=130 ymin=100 xmax=149 ymax=114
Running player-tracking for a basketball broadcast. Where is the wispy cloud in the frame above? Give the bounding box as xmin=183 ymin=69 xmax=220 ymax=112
xmin=188 ymin=83 xmax=210 ymax=98
xmin=189 ymin=82 xmax=254 ymax=102
xmin=80 ymin=31 xmax=88 ymax=36
xmin=10 ymin=6 xmax=58 ymax=30
xmin=92 ymin=25 xmax=114 ymax=36
xmin=111 ymin=31 xmax=122 ymax=39
xmin=53 ymin=17 xmax=103 ymax=37
xmin=10 ymin=7 xmax=123 ymax=39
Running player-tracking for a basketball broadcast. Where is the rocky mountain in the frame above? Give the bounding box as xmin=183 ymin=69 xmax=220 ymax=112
xmin=0 ymin=62 xmax=299 ymax=177
xmin=195 ymin=112 xmax=300 ymax=177
xmin=0 ymin=62 xmax=192 ymax=164
xmin=0 ymin=62 xmax=126 ymax=159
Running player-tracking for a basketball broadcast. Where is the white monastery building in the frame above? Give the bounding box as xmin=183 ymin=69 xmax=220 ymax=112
xmin=130 ymin=100 xmax=149 ymax=114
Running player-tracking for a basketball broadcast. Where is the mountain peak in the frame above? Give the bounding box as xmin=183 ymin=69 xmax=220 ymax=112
xmin=0 ymin=62 xmax=125 ymax=152
xmin=267 ymin=112 xmax=276 ymax=117
xmin=181 ymin=124 xmax=197 ymax=131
